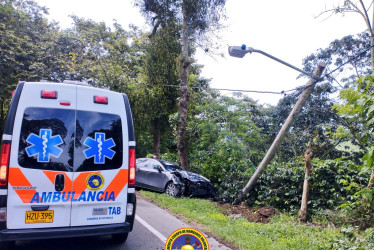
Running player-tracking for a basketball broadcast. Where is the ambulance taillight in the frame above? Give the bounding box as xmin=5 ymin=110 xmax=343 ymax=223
xmin=129 ymin=148 xmax=135 ymax=186
xmin=0 ymin=142 xmax=10 ymax=187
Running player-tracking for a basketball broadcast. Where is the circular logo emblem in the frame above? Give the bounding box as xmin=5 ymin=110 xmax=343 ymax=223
xmin=86 ymin=173 xmax=104 ymax=191
xmin=165 ymin=228 xmax=209 ymax=250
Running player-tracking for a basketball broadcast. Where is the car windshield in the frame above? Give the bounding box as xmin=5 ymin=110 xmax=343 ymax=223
xmin=160 ymin=160 xmax=184 ymax=172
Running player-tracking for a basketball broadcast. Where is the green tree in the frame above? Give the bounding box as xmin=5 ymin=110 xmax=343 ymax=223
xmin=269 ymin=83 xmax=341 ymax=162
xmin=302 ymin=32 xmax=371 ymax=88
xmin=320 ymin=0 xmax=374 ymax=70
xmin=186 ymin=92 xmax=269 ymax=198
xmin=136 ymin=0 xmax=226 ymax=169
xmin=0 ymin=0 xmax=65 ymax=134
xmin=137 ymin=23 xmax=180 ymax=157
xmin=335 ymin=75 xmax=374 ymax=187
xmin=67 ymin=16 xmax=141 ymax=88
xmin=303 ymin=30 xmax=374 ymax=187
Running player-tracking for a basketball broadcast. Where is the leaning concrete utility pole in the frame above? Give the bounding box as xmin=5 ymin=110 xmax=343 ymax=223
xmin=233 ymin=62 xmax=326 ymax=204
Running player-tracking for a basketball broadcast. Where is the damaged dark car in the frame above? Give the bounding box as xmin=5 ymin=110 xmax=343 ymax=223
xmin=135 ymin=158 xmax=215 ymax=198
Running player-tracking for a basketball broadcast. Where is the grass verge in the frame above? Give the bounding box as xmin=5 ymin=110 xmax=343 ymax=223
xmin=139 ymin=190 xmax=343 ymax=250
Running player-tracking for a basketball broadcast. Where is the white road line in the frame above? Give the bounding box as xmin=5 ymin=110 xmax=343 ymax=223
xmin=135 ymin=215 xmax=167 ymax=243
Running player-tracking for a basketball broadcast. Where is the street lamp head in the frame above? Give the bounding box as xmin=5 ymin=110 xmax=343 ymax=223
xmin=228 ymin=44 xmax=313 ymax=77
xmin=228 ymin=44 xmax=252 ymax=58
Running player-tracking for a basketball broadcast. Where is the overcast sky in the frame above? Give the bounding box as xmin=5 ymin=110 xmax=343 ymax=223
xmin=35 ymin=0 xmax=368 ymax=105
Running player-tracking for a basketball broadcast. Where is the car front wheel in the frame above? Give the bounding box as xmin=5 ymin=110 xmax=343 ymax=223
xmin=165 ymin=182 xmax=180 ymax=197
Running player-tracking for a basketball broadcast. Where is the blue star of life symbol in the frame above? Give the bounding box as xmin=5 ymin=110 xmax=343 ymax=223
xmin=26 ymin=129 xmax=63 ymax=162
xmin=83 ymin=132 xmax=116 ymax=164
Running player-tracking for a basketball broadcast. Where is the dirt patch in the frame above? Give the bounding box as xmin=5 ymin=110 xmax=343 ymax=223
xmin=219 ymin=202 xmax=279 ymax=223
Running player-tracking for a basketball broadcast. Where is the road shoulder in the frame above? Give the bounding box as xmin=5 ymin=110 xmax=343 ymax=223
xmin=136 ymin=192 xmax=237 ymax=250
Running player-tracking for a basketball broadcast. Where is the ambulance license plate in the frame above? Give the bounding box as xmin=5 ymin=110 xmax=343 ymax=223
xmin=25 ymin=210 xmax=54 ymax=223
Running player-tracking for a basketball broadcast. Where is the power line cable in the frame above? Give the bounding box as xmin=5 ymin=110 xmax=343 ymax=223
xmin=260 ymin=43 xmax=374 ymax=94
xmin=144 ymin=44 xmax=373 ymax=95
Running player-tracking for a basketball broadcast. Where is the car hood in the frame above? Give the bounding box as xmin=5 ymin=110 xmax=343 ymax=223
xmin=172 ymin=170 xmax=210 ymax=182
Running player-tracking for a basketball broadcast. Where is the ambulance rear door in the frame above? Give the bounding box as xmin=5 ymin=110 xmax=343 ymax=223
xmin=70 ymin=86 xmax=129 ymax=226
xmin=6 ymin=82 xmax=76 ymax=229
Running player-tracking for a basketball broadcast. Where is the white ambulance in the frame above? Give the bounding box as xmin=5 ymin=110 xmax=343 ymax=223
xmin=0 ymin=81 xmax=136 ymax=243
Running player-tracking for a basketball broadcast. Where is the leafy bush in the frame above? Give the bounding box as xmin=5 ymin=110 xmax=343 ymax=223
xmin=309 ymin=159 xmax=368 ymax=209
xmin=338 ymin=187 xmax=374 ymax=230
xmin=211 ymin=164 xmax=253 ymax=202
xmin=245 ymin=158 xmax=369 ymax=214
xmin=190 ymin=154 xmax=255 ymax=202
xmin=246 ymin=158 xmax=304 ymax=211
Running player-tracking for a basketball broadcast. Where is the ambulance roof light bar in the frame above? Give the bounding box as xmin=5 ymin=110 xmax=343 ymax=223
xmin=41 ymin=90 xmax=57 ymax=99
xmin=94 ymin=95 xmax=108 ymax=104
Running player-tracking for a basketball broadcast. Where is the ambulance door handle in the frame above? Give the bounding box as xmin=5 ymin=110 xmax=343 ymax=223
xmin=31 ymin=205 xmax=49 ymax=211
xmin=55 ymin=174 xmax=65 ymax=192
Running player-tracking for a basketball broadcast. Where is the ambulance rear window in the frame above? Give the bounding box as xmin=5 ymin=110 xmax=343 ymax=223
xmin=18 ymin=108 xmax=75 ymax=171
xmin=74 ymin=111 xmax=123 ymax=172
xmin=18 ymin=108 xmax=123 ymax=172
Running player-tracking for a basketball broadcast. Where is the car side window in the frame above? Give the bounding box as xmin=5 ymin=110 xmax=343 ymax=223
xmin=136 ymin=159 xmax=147 ymax=169
xmin=139 ymin=160 xmax=150 ymax=169
xmin=147 ymin=159 xmax=161 ymax=171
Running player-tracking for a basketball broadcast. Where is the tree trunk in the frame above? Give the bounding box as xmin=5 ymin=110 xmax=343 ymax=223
xmin=177 ymin=5 xmax=190 ymax=169
xmin=152 ymin=119 xmax=161 ymax=159
xmin=298 ymin=143 xmax=314 ymax=222
xmin=368 ymin=167 xmax=374 ymax=188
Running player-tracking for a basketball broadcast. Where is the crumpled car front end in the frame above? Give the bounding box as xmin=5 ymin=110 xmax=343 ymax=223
xmin=172 ymin=171 xmax=216 ymax=198
xmin=170 ymin=174 xmax=186 ymax=196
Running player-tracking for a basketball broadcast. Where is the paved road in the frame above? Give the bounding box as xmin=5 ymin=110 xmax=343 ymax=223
xmin=1 ymin=195 xmax=231 ymax=250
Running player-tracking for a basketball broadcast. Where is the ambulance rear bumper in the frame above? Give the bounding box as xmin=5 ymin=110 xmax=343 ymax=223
xmin=0 ymin=222 xmax=132 ymax=241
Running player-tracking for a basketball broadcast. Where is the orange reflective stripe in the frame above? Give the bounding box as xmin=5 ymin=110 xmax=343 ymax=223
xmin=8 ymin=167 xmax=36 ymax=203
xmin=64 ymin=173 xmax=72 ymax=191
xmin=71 ymin=172 xmax=92 ymax=199
xmin=42 ymin=171 xmax=55 ymax=184
xmin=104 ymin=169 xmax=128 ymax=199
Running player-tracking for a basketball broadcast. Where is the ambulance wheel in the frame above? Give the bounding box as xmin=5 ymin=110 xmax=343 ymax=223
xmin=112 ymin=232 xmax=128 ymax=243
xmin=165 ymin=182 xmax=181 ymax=197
